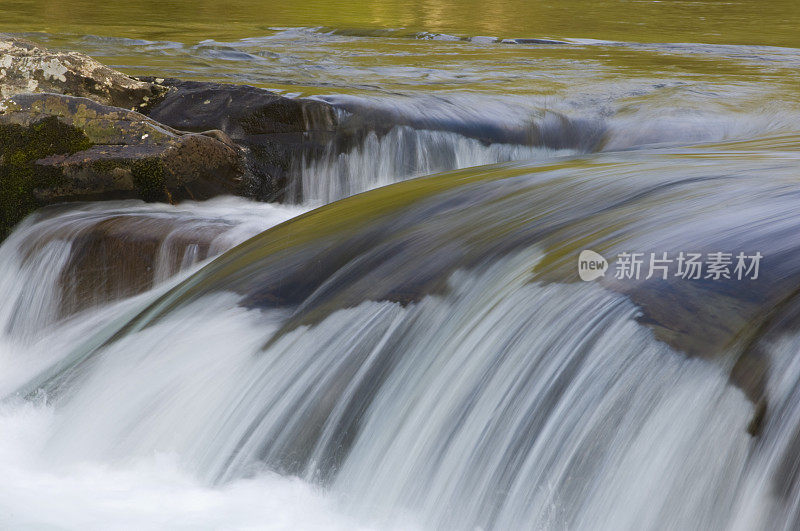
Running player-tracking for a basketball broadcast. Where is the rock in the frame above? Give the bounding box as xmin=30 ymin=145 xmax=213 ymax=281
xmin=141 ymin=79 xmax=605 ymax=202
xmin=0 ymin=35 xmax=166 ymax=110
xmin=8 ymin=204 xmax=233 ymax=319
xmin=142 ymin=78 xmax=338 ymax=201
xmin=0 ymin=35 xmax=354 ymax=236
xmin=0 ymin=93 xmax=242 ymax=237
xmin=54 ymin=214 xmax=229 ymax=317
xmin=747 ymin=397 xmax=767 ymax=437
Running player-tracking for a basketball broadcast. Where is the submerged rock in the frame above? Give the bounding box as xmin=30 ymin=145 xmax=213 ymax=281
xmin=54 ymin=214 xmax=229 ymax=317
xmin=96 ymin=148 xmax=800 ymax=423
xmin=0 ymin=93 xmax=242 ymax=237
xmin=0 ymin=35 xmax=166 ymax=110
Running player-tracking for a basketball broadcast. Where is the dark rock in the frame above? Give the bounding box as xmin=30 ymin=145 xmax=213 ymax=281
xmin=506 ymin=38 xmax=569 ymax=45
xmin=0 ymin=93 xmax=242 ymax=237
xmin=0 ymin=35 xmax=167 ymax=111
xmin=142 ymin=78 xmax=338 ymax=202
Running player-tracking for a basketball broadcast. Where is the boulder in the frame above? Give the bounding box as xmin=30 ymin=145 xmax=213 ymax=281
xmin=0 ymin=93 xmax=242 ymax=237
xmin=0 ymin=35 xmax=346 ymax=214
xmin=0 ymin=35 xmax=166 ymax=110
xmin=6 ymin=204 xmax=233 ymax=320
xmin=142 ymin=78 xmax=338 ymax=201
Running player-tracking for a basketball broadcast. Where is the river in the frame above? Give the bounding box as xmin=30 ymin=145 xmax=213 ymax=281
xmin=1 ymin=1 xmax=800 ymax=529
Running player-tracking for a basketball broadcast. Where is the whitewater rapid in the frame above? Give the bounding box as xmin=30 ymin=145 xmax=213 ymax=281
xmin=0 ymin=219 xmax=783 ymax=529
xmin=0 ymin=198 xmax=366 ymax=530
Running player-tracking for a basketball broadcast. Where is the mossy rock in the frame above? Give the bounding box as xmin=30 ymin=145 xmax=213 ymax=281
xmin=131 ymin=158 xmax=167 ymax=202
xmin=2 ymin=93 xmax=177 ymax=146
xmin=0 ymin=35 xmax=167 ymax=110
xmin=0 ymin=92 xmax=243 ymax=239
xmin=0 ymin=116 xmax=93 ymax=238
xmin=0 ymin=115 xmax=92 ymax=162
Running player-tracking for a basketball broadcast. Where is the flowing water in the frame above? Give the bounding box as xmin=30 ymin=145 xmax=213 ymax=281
xmin=2 ymin=1 xmax=800 ymax=529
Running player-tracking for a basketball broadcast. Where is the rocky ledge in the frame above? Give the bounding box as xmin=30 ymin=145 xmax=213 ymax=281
xmin=0 ymin=35 xmax=338 ymax=238
xmin=0 ymin=35 xmax=601 ymax=239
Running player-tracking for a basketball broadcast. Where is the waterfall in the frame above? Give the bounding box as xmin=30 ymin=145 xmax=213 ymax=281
xmin=0 ymin=246 xmax=756 ymax=530
xmin=0 ymin=198 xmax=304 ymax=393
xmin=4 ymin=139 xmax=800 ymax=529
xmin=290 ymin=93 xmax=798 ymax=205
xmin=295 ymin=125 xmax=573 ymax=205
xmin=4 ymin=4 xmax=800 ymax=526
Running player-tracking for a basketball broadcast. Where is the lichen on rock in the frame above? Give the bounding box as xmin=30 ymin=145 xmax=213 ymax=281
xmin=130 ymin=158 xmax=167 ymax=202
xmin=0 ymin=34 xmax=167 ymax=110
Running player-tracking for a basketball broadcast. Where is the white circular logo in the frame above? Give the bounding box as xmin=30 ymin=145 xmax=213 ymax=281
xmin=578 ymin=250 xmax=608 ymax=281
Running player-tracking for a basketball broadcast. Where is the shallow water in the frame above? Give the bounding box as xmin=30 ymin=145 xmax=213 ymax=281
xmin=24 ymin=26 xmax=797 ymax=206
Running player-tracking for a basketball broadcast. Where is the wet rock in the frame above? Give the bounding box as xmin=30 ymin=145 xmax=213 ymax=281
xmin=54 ymin=214 xmax=229 ymax=317
xmin=142 ymin=78 xmax=338 ymax=201
xmin=5 ymin=204 xmax=233 ymax=319
xmin=0 ymin=35 xmax=167 ymax=111
xmin=747 ymin=397 xmax=767 ymax=437
xmin=504 ymin=38 xmax=569 ymax=45
xmin=0 ymin=93 xmax=242 ymax=237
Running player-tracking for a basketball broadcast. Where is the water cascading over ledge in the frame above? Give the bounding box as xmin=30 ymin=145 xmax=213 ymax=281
xmin=5 ymin=135 xmax=800 ymax=529
xmin=142 ymin=78 xmax=606 ymax=205
xmin=0 ymin=198 xmax=305 ymax=342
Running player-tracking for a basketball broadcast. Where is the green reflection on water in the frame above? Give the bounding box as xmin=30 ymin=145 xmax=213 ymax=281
xmin=2 ymin=0 xmax=799 ymax=48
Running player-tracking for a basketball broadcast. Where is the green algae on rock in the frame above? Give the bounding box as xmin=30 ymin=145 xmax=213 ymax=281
xmin=0 ymin=116 xmax=93 ymax=237
xmin=0 ymin=93 xmax=243 ymax=236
